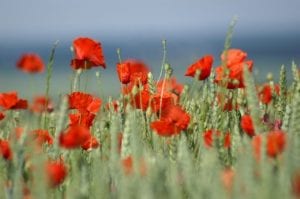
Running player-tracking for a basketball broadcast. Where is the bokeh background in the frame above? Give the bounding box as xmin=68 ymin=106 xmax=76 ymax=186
xmin=0 ymin=0 xmax=299 ymax=98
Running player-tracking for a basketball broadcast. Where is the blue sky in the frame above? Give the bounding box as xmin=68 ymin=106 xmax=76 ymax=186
xmin=1 ymin=0 xmax=300 ymax=42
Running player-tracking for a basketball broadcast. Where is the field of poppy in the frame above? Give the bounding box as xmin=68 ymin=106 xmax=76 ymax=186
xmin=1 ymin=24 xmax=300 ymax=199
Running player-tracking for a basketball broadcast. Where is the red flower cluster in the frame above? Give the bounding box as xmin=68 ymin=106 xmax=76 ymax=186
xmin=185 ymin=55 xmax=214 ymax=80
xmin=215 ymin=49 xmax=253 ymax=89
xmin=252 ymin=130 xmax=286 ymax=160
xmin=16 ymin=53 xmax=45 ymax=73
xmin=240 ymin=114 xmax=255 ymax=137
xmin=0 ymin=139 xmax=12 ymax=160
xmin=46 ymin=160 xmax=67 ymax=187
xmin=71 ymin=37 xmax=106 ymax=69
xmin=0 ymin=91 xmax=28 ymax=110
xmin=258 ymin=84 xmax=280 ymax=105
xmin=59 ymin=125 xmax=91 ymax=149
xmin=151 ymin=104 xmax=190 ymax=137
xmin=117 ymin=59 xmax=150 ymax=85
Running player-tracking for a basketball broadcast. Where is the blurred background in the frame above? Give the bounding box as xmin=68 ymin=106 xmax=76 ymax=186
xmin=0 ymin=0 xmax=299 ymax=98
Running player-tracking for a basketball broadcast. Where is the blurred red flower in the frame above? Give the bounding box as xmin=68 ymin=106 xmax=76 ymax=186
xmin=46 ymin=160 xmax=67 ymax=187
xmin=116 ymin=59 xmax=150 ymax=85
xmin=81 ymin=136 xmax=100 ymax=151
xmin=0 ymin=91 xmax=28 ymax=110
xmin=185 ymin=55 xmax=214 ymax=80
xmin=241 ymin=114 xmax=255 ymax=137
xmin=150 ymin=92 xmax=178 ymax=114
xmin=156 ymin=77 xmax=184 ymax=96
xmin=16 ymin=53 xmax=45 ymax=73
xmin=266 ymin=130 xmax=286 ymax=158
xmin=70 ymin=37 xmax=106 ymax=69
xmin=0 ymin=139 xmax=12 ymax=160
xmin=258 ymin=84 xmax=280 ymax=105
xmin=121 ymin=156 xmax=147 ymax=176
xmin=30 ymin=96 xmax=54 ymax=113
xmin=215 ymin=49 xmax=253 ymax=89
xmin=59 ymin=125 xmax=91 ymax=149
xmin=31 ymin=129 xmax=53 ymax=146
xmin=252 ymin=135 xmax=262 ymax=162
xmin=151 ymin=105 xmax=190 ymax=137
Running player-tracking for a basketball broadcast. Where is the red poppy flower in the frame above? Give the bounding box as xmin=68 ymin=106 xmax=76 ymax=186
xmin=68 ymin=92 xmax=101 ymax=114
xmin=221 ymin=49 xmax=247 ymax=67
xmin=185 ymin=55 xmax=214 ymax=80
xmin=70 ymin=37 xmax=105 ymax=69
xmin=258 ymin=84 xmax=280 ymax=105
xmin=31 ymin=129 xmax=53 ymax=146
xmin=46 ymin=160 xmax=67 ymax=187
xmin=0 ymin=139 xmax=12 ymax=160
xmin=116 ymin=59 xmax=150 ymax=85
xmin=0 ymin=112 xmax=5 ymax=121
xmin=0 ymin=91 xmax=28 ymax=110
xmin=156 ymin=77 xmax=184 ymax=96
xmin=16 ymin=53 xmax=45 ymax=73
xmin=151 ymin=105 xmax=190 ymax=137
xmin=292 ymin=170 xmax=300 ymax=198
xmin=30 ymin=96 xmax=54 ymax=113
xmin=215 ymin=49 xmax=253 ymax=89
xmin=266 ymin=130 xmax=286 ymax=158
xmin=224 ymin=132 xmax=231 ymax=148
xmin=252 ymin=135 xmax=262 ymax=162
xmin=241 ymin=114 xmax=255 ymax=137
xmin=69 ymin=111 xmax=96 ymax=129
xmin=59 ymin=125 xmax=91 ymax=149
xmin=81 ymin=136 xmax=100 ymax=150
xmin=131 ymin=88 xmax=151 ymax=111
xmin=150 ymin=92 xmax=178 ymax=114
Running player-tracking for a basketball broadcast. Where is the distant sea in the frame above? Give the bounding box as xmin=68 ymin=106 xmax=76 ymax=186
xmin=0 ymin=34 xmax=299 ymax=99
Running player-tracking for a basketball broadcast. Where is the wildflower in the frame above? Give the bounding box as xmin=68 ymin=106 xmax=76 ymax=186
xmin=69 ymin=111 xmax=96 ymax=129
xmin=241 ymin=114 xmax=255 ymax=137
xmin=46 ymin=160 xmax=67 ymax=187
xmin=30 ymin=96 xmax=54 ymax=113
xmin=68 ymin=92 xmax=101 ymax=114
xmin=16 ymin=53 xmax=45 ymax=73
xmin=0 ymin=139 xmax=12 ymax=160
xmin=70 ymin=37 xmax=105 ymax=69
xmin=156 ymin=77 xmax=184 ymax=96
xmin=81 ymin=136 xmax=100 ymax=150
xmin=215 ymin=49 xmax=253 ymax=89
xmin=0 ymin=91 xmax=28 ymax=110
xmin=151 ymin=104 xmax=190 ymax=137
xmin=185 ymin=55 xmax=214 ymax=80
xmin=131 ymin=88 xmax=151 ymax=111
xmin=258 ymin=84 xmax=280 ymax=105
xmin=31 ymin=129 xmax=53 ymax=146
xmin=266 ymin=130 xmax=286 ymax=158
xmin=150 ymin=92 xmax=178 ymax=114
xmin=116 ymin=59 xmax=150 ymax=85
xmin=221 ymin=167 xmax=235 ymax=192
xmin=59 ymin=125 xmax=91 ymax=149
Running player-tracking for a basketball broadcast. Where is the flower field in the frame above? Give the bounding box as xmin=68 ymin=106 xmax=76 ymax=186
xmin=1 ymin=25 xmax=300 ymax=199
